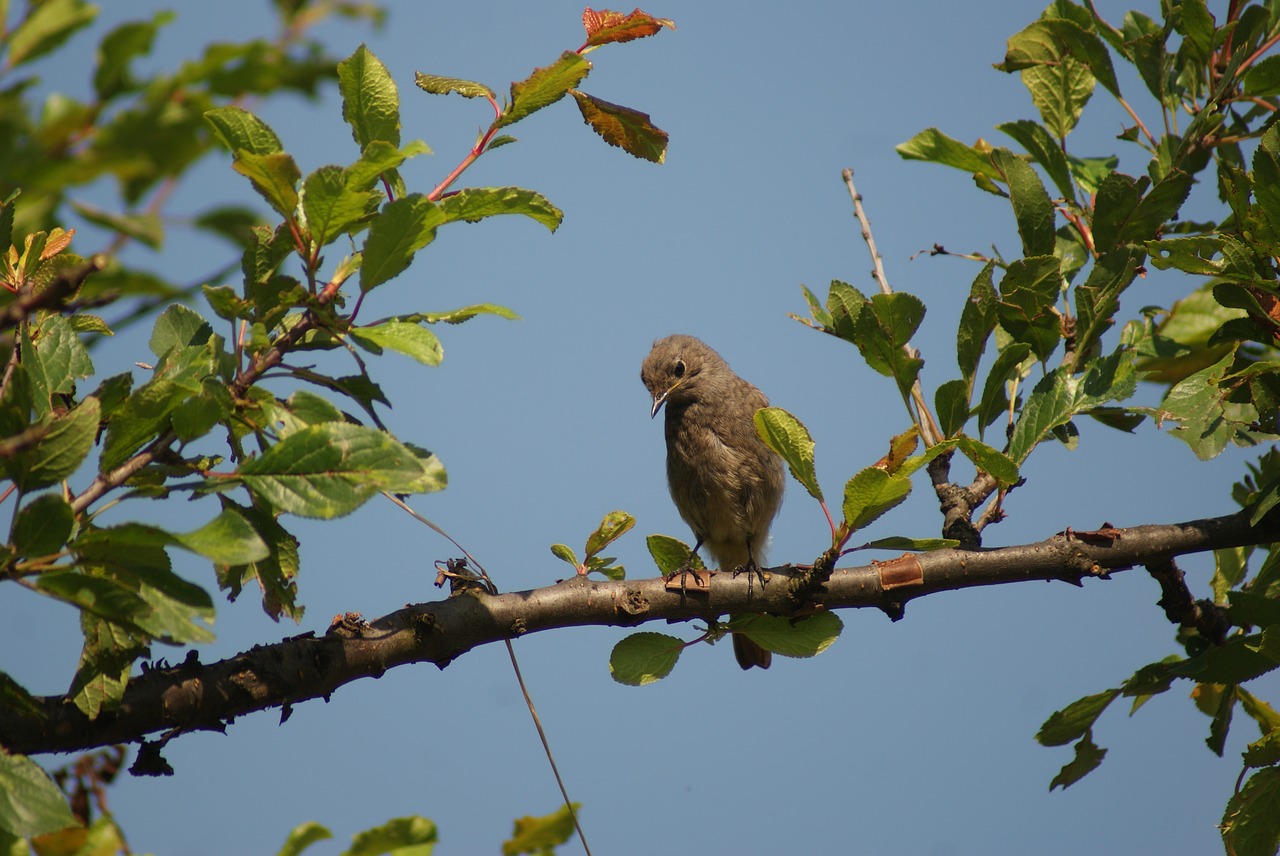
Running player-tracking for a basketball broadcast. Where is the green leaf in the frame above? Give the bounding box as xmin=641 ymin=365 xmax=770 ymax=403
xmin=360 ymin=194 xmax=446 ymax=291
xmin=570 ymin=90 xmax=668 ymax=163
xmin=301 ymin=165 xmax=378 ymax=247
xmin=997 ymin=255 xmax=1062 ymax=364
xmin=438 ymin=186 xmax=563 ymax=232
xmin=34 ymin=571 xmax=152 ymax=627
xmin=954 ymin=436 xmax=1020 ymax=486
xmin=10 ymin=397 xmax=98 ymax=491
xmin=585 ymin=510 xmax=635 ymax=559
xmin=826 ymin=279 xmax=867 ymax=343
xmin=503 ymin=805 xmax=576 ymax=856
xmin=410 ymin=304 xmax=521 ymax=324
xmin=735 ymin=611 xmax=842 ymax=658
xmin=204 ymin=106 xmax=284 ymax=156
xmin=997 ymin=119 xmax=1076 ymax=202
xmin=346 ymin=816 xmax=438 ymax=856
xmin=1172 ymin=635 xmax=1280 ymax=684
xmin=934 ymin=378 xmax=970 ymax=438
xmin=861 ymin=536 xmax=960 ymax=551
xmin=1036 ymin=689 xmax=1119 ymax=746
xmin=991 ymin=148 xmax=1056 ymax=257
xmin=236 ymin=423 xmax=445 ymax=519
xmin=70 ymin=201 xmax=164 ymax=249
xmin=1049 ymin=734 xmax=1107 ymax=790
xmin=12 ymin=493 xmax=74 ymax=558
xmin=1020 ymin=57 xmax=1095 ymax=139
xmin=753 ymin=407 xmax=821 ymax=501
xmin=233 ymin=151 xmax=302 ymax=221
xmin=5 ymin=0 xmax=97 ymax=69
xmin=350 ymin=321 xmax=443 ymax=365
xmin=413 ymin=72 xmax=495 ymax=99
xmin=1090 ymin=171 xmax=1143 ymax=253
xmin=0 ymin=753 xmax=77 ymax=838
xmin=338 ymin=45 xmax=401 ymax=149
xmin=895 ymin=128 xmax=992 ymax=175
xmin=1160 ymin=352 xmax=1248 ymax=461
xmin=69 ymin=614 xmax=147 ymax=717
xmin=1214 ymin=547 xmax=1249 ymax=605
xmin=842 ymin=467 xmax=911 ymax=532
xmin=215 ymin=498 xmax=303 ymax=623
xmin=853 ymin=292 xmax=926 ymax=400
xmin=277 ymin=821 xmax=333 ymax=856
xmin=174 ymin=510 xmax=270 ymax=565
xmin=975 ymin=342 xmax=1032 ymax=434
xmin=99 ymin=379 xmax=185 ymax=471
xmin=1073 ymin=248 xmax=1142 ymax=367
xmin=93 ymin=11 xmax=172 ymax=100
xmin=1244 ymin=55 xmax=1280 ymax=97
xmin=26 ymin=314 xmax=94 ymax=412
xmin=609 ymin=631 xmax=682 ymax=685
xmin=550 ymin=543 xmax=579 ymax=567
xmin=498 ymin=51 xmax=591 ymax=128
xmin=957 ymin=261 xmax=998 ymax=389
xmin=646 ymin=534 xmax=703 ymax=575
xmin=1222 ymin=767 xmax=1280 ymax=856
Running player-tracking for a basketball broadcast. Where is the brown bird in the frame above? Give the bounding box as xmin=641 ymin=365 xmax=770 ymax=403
xmin=641 ymin=334 xmax=785 ymax=670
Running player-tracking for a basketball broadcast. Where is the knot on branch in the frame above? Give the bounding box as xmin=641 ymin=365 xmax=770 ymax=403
xmin=1145 ymin=557 xmax=1230 ymax=644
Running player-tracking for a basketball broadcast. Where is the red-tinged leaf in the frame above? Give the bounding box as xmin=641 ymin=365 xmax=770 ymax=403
xmin=582 ymin=7 xmax=675 ymax=48
xmin=497 ymin=52 xmax=591 ymax=129
xmin=571 ymin=90 xmax=667 ymax=163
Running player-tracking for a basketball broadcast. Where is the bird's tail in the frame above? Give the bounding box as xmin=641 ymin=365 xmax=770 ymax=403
xmin=731 ymin=627 xmax=772 ymax=670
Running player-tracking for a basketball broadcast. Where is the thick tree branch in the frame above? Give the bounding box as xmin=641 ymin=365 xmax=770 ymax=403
xmin=4 ymin=507 xmax=1275 ymax=757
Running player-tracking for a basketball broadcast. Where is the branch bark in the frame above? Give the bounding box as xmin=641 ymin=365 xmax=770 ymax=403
xmin=4 ymin=507 xmax=1274 ymax=757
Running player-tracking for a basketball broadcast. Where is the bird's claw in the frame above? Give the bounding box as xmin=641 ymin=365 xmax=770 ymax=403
xmin=663 ymin=564 xmax=712 ymax=595
xmin=732 ymin=559 xmax=768 ymax=600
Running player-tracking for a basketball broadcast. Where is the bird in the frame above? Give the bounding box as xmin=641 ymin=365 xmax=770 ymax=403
xmin=640 ymin=334 xmax=785 ymax=670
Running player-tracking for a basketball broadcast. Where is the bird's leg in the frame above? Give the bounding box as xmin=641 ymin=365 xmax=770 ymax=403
xmin=731 ymin=537 xmax=767 ymax=601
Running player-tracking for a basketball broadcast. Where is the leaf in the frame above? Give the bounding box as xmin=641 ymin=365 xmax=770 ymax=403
xmin=570 ymin=90 xmax=668 ymax=163
xmin=975 ymin=343 xmax=1031 ymax=435
xmin=1036 ymin=689 xmax=1119 ymax=746
xmin=853 ymin=292 xmax=926 ymax=400
xmin=346 ymin=816 xmax=438 ymax=856
xmin=1172 ymin=635 xmax=1280 ymax=684
xmin=5 ymin=0 xmax=98 ymax=69
xmin=1049 ymin=734 xmax=1107 ymax=790
xmin=93 ymin=11 xmax=172 ymax=100
xmin=149 ymin=304 xmax=213 ymax=360
xmin=173 ymin=510 xmax=270 ymax=565
xmin=1222 ymin=767 xmax=1280 ymax=856
xmin=360 ymin=194 xmax=446 ymax=291
xmin=842 ymin=467 xmax=911 ymax=532
xmin=350 ymin=321 xmax=443 ymax=366
xmin=609 ymin=632 xmax=682 ymax=685
xmin=646 ymin=534 xmax=703 ymax=575
xmin=581 ymin=7 xmax=675 ymax=48
xmin=0 ymin=753 xmax=77 ymax=838
xmin=236 ymin=423 xmax=445 ymax=519
xmin=70 ymin=201 xmax=163 ymax=249
xmin=301 ymin=165 xmax=378 ymax=247
xmin=338 ymin=45 xmax=400 ymax=149
xmin=753 ymin=407 xmax=821 ymax=501
xmin=585 ymin=510 xmax=635 ymax=558
xmin=12 ymin=493 xmax=74 ymax=558
xmin=550 ymin=543 xmax=579 ymax=567
xmin=26 ymin=314 xmax=94 ymax=412
xmin=277 ymin=821 xmax=333 ymax=856
xmin=215 ymin=498 xmax=303 ymax=623
xmin=34 ymin=571 xmax=152 ymax=628
xmin=99 ymin=379 xmax=185 ymax=472
xmin=997 ymin=119 xmax=1075 ymax=202
xmin=957 ymin=261 xmax=998 ymax=389
xmin=233 ymin=151 xmax=302 ymax=220
xmin=503 ymin=804 xmax=577 ymax=856
xmin=69 ymin=614 xmax=147 ymax=717
xmin=895 ymin=128 xmax=992 ymax=175
xmin=990 ymin=148 xmax=1056 ymax=257
xmin=498 ymin=52 xmax=591 ymax=128
xmin=735 ymin=611 xmax=842 ymax=658
xmin=10 ymin=397 xmax=98 ymax=491
xmin=411 ymin=304 xmax=521 ymax=324
xmin=1160 ymin=352 xmax=1247 ymax=461
xmin=934 ymin=379 xmax=970 ymax=438
xmin=955 ymin=436 xmax=1020 ymax=486
xmin=861 ymin=536 xmax=960 ymax=551
xmin=413 ymin=72 xmax=494 ymax=100
xmin=997 ymin=255 xmax=1062 ymax=364
xmin=204 ymin=106 xmax=284 ymax=156
xmin=438 ymin=186 xmax=562 ymax=232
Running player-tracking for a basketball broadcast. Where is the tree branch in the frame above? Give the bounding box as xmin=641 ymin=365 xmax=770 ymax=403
xmin=5 ymin=507 xmax=1274 ymax=757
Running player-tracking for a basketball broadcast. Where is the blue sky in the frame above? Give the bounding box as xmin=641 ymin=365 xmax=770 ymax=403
xmin=3 ymin=1 xmax=1277 ymax=854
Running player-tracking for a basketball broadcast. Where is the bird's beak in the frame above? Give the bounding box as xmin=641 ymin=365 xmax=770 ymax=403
xmin=649 ymin=390 xmax=668 ymax=419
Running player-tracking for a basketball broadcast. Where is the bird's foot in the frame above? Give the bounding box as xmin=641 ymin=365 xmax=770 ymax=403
xmin=663 ymin=564 xmax=713 ymax=595
xmin=731 ymin=559 xmax=768 ymax=600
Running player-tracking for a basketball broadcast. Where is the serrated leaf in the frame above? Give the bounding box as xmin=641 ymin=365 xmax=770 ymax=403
xmin=503 ymin=805 xmax=577 ymax=856
xmin=735 ymin=611 xmax=842 ymax=658
xmin=753 ymin=407 xmax=821 ymax=501
xmin=997 ymin=119 xmax=1076 ymax=202
xmin=350 ymin=320 xmax=443 ymax=365
xmin=411 ymin=304 xmax=521 ymax=324
xmin=646 ymin=534 xmax=703 ymax=575
xmin=0 ymin=753 xmax=77 ymax=838
xmin=842 ymin=467 xmax=911 ymax=532
xmin=360 ymin=194 xmax=446 ymax=291
xmin=895 ymin=128 xmax=992 ymax=174
xmin=585 ymin=510 xmax=635 ymax=559
xmin=853 ymin=292 xmax=926 ymax=400
xmin=413 ymin=72 xmax=494 ymax=99
xmin=12 ymin=494 xmax=74 ymax=558
xmin=570 ymin=90 xmax=668 ymax=163
xmin=338 ymin=45 xmax=400 ymax=149
xmin=302 ymin=164 xmax=378 ymax=247
xmin=347 ymin=816 xmax=438 ymax=856
xmin=997 ymin=255 xmax=1062 ymax=364
xmin=151 ymin=305 xmax=215 ymax=358
xmin=957 ymin=261 xmax=998 ymax=389
xmin=934 ymin=378 xmax=970 ymax=438
xmin=498 ymin=52 xmax=591 ymax=129
xmin=991 ymin=148 xmax=1056 ymax=257
xmin=215 ymin=498 xmax=302 ymax=623
xmin=438 ymin=186 xmax=562 ymax=232
xmin=609 ymin=631 xmax=682 ymax=685
xmin=581 ymin=7 xmax=675 ymax=48
xmin=1049 ymin=734 xmax=1107 ymax=790
xmin=204 ymin=106 xmax=284 ymax=156
xmin=1037 ymin=689 xmax=1119 ymax=746
xmin=236 ymin=423 xmax=445 ymax=519
xmin=35 ymin=571 xmax=152 ymax=627
xmin=550 ymin=543 xmax=579 ymax=566
xmin=9 ymin=396 xmax=98 ymax=491
xmin=1172 ymin=635 xmax=1280 ymax=684
xmin=955 ymin=436 xmax=1020 ymax=486
xmin=1222 ymin=767 xmax=1280 ymax=856
xmin=277 ymin=822 xmax=333 ymax=856
xmin=233 ymin=151 xmax=301 ymax=220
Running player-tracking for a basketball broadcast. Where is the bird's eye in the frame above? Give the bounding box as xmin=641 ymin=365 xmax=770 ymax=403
xmin=673 ymin=360 xmax=685 ymax=378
